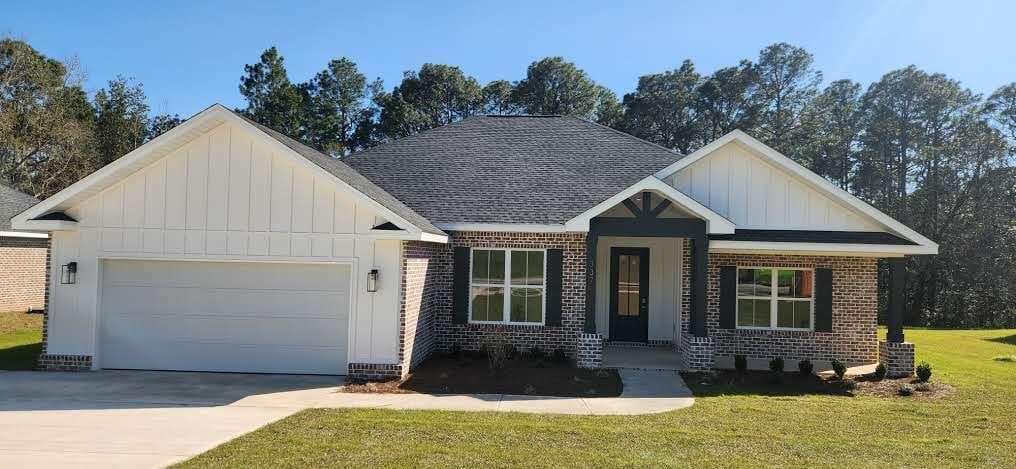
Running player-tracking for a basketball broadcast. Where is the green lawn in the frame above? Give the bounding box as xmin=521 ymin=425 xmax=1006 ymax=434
xmin=176 ymin=328 xmax=1012 ymax=467
xmin=0 ymin=311 xmax=43 ymax=370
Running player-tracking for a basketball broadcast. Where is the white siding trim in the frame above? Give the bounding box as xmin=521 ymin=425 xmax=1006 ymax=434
xmin=0 ymin=230 xmax=48 ymax=238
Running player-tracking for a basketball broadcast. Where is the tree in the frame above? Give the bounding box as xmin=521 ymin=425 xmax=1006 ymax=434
xmin=752 ymin=43 xmax=822 ymax=154
xmin=0 ymin=38 xmax=95 ymax=196
xmin=374 ymin=63 xmax=482 ymax=140
xmin=798 ymin=80 xmax=863 ymax=188
xmin=622 ymin=60 xmax=701 ymax=153
xmin=93 ymin=76 xmax=150 ymax=166
xmin=694 ymin=60 xmax=759 ymax=144
xmin=238 ymin=47 xmax=305 ymax=138
xmin=481 ymin=80 xmax=520 ymax=115
xmin=302 ymin=58 xmax=372 ymax=155
xmin=594 ymin=85 xmax=623 ymax=127
xmin=984 ymin=83 xmax=1016 ymax=143
xmin=512 ymin=57 xmax=599 ymax=117
xmin=148 ymin=113 xmax=182 ymax=140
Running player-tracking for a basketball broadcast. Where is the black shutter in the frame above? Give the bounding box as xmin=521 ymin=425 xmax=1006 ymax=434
xmin=545 ymin=249 xmax=563 ymax=326
xmin=452 ymin=247 xmax=470 ymax=324
xmin=815 ymin=268 xmax=833 ymax=332
xmin=719 ymin=266 xmax=737 ymax=329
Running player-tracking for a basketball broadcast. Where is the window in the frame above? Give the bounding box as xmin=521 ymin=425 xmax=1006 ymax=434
xmin=736 ymin=267 xmax=813 ymax=330
xmin=470 ymin=249 xmax=545 ymax=324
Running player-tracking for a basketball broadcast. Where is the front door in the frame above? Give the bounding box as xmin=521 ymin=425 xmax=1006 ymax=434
xmin=609 ymin=247 xmax=649 ymax=342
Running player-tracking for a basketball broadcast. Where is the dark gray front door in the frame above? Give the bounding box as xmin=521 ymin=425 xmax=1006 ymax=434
xmin=609 ymin=247 xmax=649 ymax=342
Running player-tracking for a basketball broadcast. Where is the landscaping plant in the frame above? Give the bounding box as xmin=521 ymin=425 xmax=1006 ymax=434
xmin=874 ymin=362 xmax=887 ymax=380
xmin=798 ymin=359 xmax=813 ymax=376
xmin=734 ymin=355 xmax=748 ymax=375
xmin=769 ymin=357 xmax=785 ymax=383
xmin=831 ymin=359 xmax=847 ymax=379
xmin=916 ymin=361 xmax=933 ymax=382
xmin=481 ymin=331 xmax=511 ymax=372
xmin=897 ymin=384 xmax=914 ymax=396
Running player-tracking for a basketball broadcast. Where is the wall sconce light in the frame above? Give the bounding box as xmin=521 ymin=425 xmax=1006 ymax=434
xmin=367 ymin=269 xmax=379 ymax=293
xmin=61 ymin=262 xmax=77 ymax=284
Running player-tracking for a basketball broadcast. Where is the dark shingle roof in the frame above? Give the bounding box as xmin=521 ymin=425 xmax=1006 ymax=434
xmin=0 ymin=182 xmax=40 ymax=231
xmin=342 ymin=116 xmax=681 ymax=225
xmin=238 ymin=113 xmax=445 ymax=236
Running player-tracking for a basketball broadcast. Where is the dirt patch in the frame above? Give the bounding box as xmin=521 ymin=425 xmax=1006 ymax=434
xmin=0 ymin=311 xmax=43 ymax=335
xmin=853 ymin=376 xmax=954 ymax=399
xmin=684 ymin=370 xmax=952 ymax=400
xmin=342 ymin=355 xmax=623 ymax=397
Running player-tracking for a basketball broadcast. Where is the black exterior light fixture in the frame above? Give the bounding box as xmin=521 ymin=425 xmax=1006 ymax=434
xmin=61 ymin=262 xmax=77 ymax=284
xmin=367 ymin=268 xmax=379 ymax=293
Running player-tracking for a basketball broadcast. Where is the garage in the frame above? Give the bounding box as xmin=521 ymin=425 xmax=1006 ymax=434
xmin=98 ymin=259 xmax=351 ymax=375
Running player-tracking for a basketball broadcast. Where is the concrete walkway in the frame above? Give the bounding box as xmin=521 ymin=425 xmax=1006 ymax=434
xmin=0 ymin=369 xmax=694 ymax=468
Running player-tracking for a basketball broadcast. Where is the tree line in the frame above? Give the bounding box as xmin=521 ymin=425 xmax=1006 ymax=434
xmin=2 ymin=38 xmax=1014 ymax=328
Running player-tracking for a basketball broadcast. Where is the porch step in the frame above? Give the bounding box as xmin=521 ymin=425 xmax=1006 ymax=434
xmin=604 ymin=341 xmax=673 ymax=350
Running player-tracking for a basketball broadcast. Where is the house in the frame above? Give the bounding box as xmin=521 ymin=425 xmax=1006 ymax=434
xmin=11 ymin=104 xmax=934 ymax=377
xmin=0 ymin=182 xmax=48 ymax=313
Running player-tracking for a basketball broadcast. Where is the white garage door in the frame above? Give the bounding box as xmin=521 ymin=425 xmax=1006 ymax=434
xmin=99 ymin=259 xmax=350 ymax=375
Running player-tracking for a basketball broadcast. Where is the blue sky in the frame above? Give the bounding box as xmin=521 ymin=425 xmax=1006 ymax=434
xmin=6 ymin=0 xmax=1015 ymax=118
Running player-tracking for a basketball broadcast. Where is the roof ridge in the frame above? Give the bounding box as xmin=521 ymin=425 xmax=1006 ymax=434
xmin=561 ymin=115 xmax=686 ymax=161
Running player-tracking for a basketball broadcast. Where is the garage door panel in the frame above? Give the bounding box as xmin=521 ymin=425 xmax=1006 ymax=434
xmin=99 ymin=260 xmax=350 ymax=374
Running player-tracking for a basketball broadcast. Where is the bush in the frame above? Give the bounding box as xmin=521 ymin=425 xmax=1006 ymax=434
xmin=450 ymin=342 xmax=462 ymax=358
xmin=769 ymin=357 xmax=784 ymax=373
xmin=874 ymin=362 xmax=887 ymax=380
xmin=916 ymin=361 xmax=932 ymax=382
xmin=552 ymin=348 xmax=569 ymax=363
xmin=914 ymin=382 xmax=932 ymax=392
xmin=528 ymin=345 xmax=545 ymax=361
xmin=481 ymin=331 xmax=512 ymax=371
xmin=734 ymin=355 xmax=748 ymax=374
xmin=831 ymin=359 xmax=847 ymax=379
xmin=798 ymin=359 xmax=814 ymax=376
xmin=897 ymin=384 xmax=914 ymax=396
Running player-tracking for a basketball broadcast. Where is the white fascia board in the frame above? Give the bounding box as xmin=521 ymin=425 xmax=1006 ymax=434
xmin=564 ymin=176 xmax=736 ymax=234
xmin=11 ymin=104 xmax=230 ymax=227
xmin=11 ymin=220 xmax=78 ymax=232
xmin=0 ymin=230 xmax=48 ymax=239
xmin=365 ymin=229 xmax=448 ymax=243
xmin=435 ymin=223 xmax=568 ymax=233
xmin=655 ymin=130 xmax=938 ymax=250
xmin=710 ymin=240 xmax=937 ymax=256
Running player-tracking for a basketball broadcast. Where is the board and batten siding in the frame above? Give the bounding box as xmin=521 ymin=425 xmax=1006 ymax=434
xmin=46 ymin=122 xmax=401 ymax=367
xmin=665 ymin=141 xmax=880 ymax=232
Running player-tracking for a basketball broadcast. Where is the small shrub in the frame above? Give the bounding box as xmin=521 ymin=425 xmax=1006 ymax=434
xmin=897 ymin=384 xmax=914 ymax=396
xmin=769 ymin=357 xmax=784 ymax=373
xmin=798 ymin=359 xmax=814 ymax=376
xmin=528 ymin=345 xmax=545 ymax=361
xmin=831 ymin=359 xmax=847 ymax=379
xmin=505 ymin=344 xmax=518 ymax=360
xmin=481 ymin=331 xmax=511 ymax=371
xmin=552 ymin=348 xmax=569 ymax=363
xmin=916 ymin=362 xmax=932 ymax=382
xmin=874 ymin=362 xmax=887 ymax=380
xmin=841 ymin=379 xmax=857 ymax=391
xmin=450 ymin=342 xmax=462 ymax=358
xmin=914 ymin=382 xmax=932 ymax=392
xmin=734 ymin=355 xmax=748 ymax=374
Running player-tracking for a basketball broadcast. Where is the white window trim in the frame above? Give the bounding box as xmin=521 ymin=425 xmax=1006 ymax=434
xmin=735 ymin=266 xmax=815 ymax=331
xmin=468 ymin=248 xmax=548 ymax=326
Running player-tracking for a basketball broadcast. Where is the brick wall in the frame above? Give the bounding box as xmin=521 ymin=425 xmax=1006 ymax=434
xmin=433 ymin=231 xmax=588 ymax=357
xmin=0 ymin=236 xmax=48 ymax=312
xmin=680 ymin=242 xmax=879 ymax=367
xmin=398 ymin=241 xmax=445 ymax=373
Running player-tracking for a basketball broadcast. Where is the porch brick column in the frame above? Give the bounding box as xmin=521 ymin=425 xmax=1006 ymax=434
xmin=691 ymin=235 xmax=708 ymax=337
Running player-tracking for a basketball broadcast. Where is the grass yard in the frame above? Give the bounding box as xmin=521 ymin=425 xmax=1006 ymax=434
xmin=0 ymin=311 xmax=43 ymax=370
xmin=179 ymin=328 xmax=1016 ymax=468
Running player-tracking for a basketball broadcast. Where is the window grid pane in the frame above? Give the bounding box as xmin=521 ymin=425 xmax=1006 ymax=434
xmin=737 ymin=267 xmax=811 ymax=330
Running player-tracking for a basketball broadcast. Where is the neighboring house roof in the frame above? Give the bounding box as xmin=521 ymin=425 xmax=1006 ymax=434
xmin=0 ymin=182 xmax=41 ymax=234
xmin=342 ymin=115 xmax=682 ymax=227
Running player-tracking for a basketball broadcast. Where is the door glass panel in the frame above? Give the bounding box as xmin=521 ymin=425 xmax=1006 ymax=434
xmin=616 ymin=253 xmax=641 ymax=317
xmin=629 ymin=255 xmax=639 ymax=317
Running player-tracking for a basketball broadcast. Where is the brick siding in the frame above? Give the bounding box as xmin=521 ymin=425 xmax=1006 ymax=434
xmin=398 ymin=241 xmax=444 ymax=373
xmin=433 ymin=231 xmax=588 ymax=357
xmin=680 ymin=241 xmax=879 ymax=367
xmin=0 ymin=236 xmax=48 ymax=312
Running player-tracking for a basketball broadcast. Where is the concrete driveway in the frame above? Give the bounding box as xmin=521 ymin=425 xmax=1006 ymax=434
xmin=0 ymin=370 xmax=344 ymax=469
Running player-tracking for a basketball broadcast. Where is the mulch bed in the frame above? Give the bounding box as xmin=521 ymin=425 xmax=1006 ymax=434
xmin=684 ymin=370 xmax=952 ymax=399
xmin=342 ymin=355 xmax=623 ymax=397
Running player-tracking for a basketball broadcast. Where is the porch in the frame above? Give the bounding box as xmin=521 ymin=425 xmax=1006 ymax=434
xmin=602 ymin=342 xmax=683 ymax=371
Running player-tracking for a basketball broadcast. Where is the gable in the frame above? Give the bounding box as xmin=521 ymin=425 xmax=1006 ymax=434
xmin=664 ymin=140 xmax=881 ymax=232
xmin=64 ymin=122 xmax=400 ymax=257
